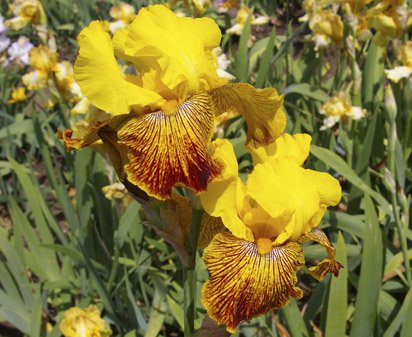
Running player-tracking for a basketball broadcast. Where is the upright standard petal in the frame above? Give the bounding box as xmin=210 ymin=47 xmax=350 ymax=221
xmin=120 ymin=5 xmax=221 ymax=95
xmin=210 ymin=83 xmax=286 ymax=148
xmin=246 ymin=157 xmax=335 ymax=244
xmin=250 ymin=133 xmax=311 ymax=166
xmin=118 ymin=92 xmax=222 ymax=200
xmin=74 ymin=21 xmax=164 ymax=115
xmin=202 ymin=232 xmax=304 ymax=333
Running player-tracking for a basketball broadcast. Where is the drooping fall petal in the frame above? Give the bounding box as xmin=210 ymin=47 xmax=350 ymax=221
xmin=299 ymin=228 xmax=343 ymax=280
xmin=118 ymin=92 xmax=222 ymax=200
xmin=210 ymin=83 xmax=286 ymax=148
xmin=74 ymin=20 xmax=164 ymax=115
xmin=202 ymin=232 xmax=304 ymax=333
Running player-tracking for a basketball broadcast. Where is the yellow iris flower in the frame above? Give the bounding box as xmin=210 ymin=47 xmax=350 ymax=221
xmin=59 ymin=5 xmax=285 ymax=200
xmin=59 ymin=305 xmax=112 ymax=337
xmin=319 ymin=92 xmax=367 ymax=129
xmin=22 ymin=45 xmax=57 ymax=90
xmin=7 ymin=87 xmax=27 ymax=104
xmin=108 ymin=2 xmax=136 ymax=33
xmin=300 ymin=0 xmax=344 ymax=50
xmin=200 ymin=134 xmax=342 ymax=332
xmin=5 ymin=0 xmax=46 ymax=30
xmin=366 ymin=0 xmax=411 ymax=46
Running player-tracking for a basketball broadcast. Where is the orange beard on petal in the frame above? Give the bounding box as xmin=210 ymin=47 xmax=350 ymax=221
xmin=202 ymin=232 xmax=305 ymax=333
xmin=119 ymin=92 xmax=222 ymax=200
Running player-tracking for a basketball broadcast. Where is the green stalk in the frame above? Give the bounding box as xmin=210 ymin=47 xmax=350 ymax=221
xmin=403 ymin=80 xmax=412 ymax=154
xmin=183 ymin=206 xmax=203 ymax=336
xmin=388 ymin=112 xmax=412 ymax=287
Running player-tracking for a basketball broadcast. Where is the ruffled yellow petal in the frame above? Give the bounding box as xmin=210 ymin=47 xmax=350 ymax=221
xmin=202 ymin=232 xmax=304 ymax=333
xmin=250 ymin=133 xmax=311 ymax=166
xmin=74 ymin=20 xmax=164 ymax=115
xmin=200 ymin=139 xmax=254 ymax=241
xmin=246 ymin=157 xmax=336 ymax=244
xmin=210 ymin=83 xmax=286 ymax=148
xmin=120 ymin=5 xmax=221 ymax=96
xmin=118 ymin=92 xmax=221 ymax=200
xmin=304 ymin=169 xmax=342 ymax=207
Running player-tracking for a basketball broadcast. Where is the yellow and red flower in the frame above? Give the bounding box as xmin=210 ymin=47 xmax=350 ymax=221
xmin=200 ymin=134 xmax=342 ymax=332
xmin=58 ymin=5 xmax=285 ymax=200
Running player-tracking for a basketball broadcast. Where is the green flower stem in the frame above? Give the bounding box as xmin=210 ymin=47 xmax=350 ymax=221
xmin=388 ymin=114 xmax=412 ymax=287
xmin=183 ymin=206 xmax=203 ymax=336
xmin=403 ymin=80 xmax=412 ymax=155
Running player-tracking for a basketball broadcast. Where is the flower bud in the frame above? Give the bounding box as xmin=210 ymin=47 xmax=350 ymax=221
xmin=385 ymin=84 xmax=397 ymax=121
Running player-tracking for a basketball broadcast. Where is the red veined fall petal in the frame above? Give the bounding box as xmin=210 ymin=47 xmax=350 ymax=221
xmin=118 ymin=92 xmax=222 ymax=200
xmin=202 ymin=232 xmax=304 ymax=333
xmin=209 ymin=83 xmax=286 ymax=148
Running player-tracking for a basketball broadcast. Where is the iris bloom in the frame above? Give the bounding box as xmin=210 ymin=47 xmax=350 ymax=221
xmin=5 ymin=0 xmax=46 ymax=31
xmin=22 ymin=45 xmax=57 ymax=90
xmin=385 ymin=41 xmax=412 ymax=82
xmin=59 ymin=305 xmax=112 ymax=337
xmin=200 ymin=134 xmax=342 ymax=332
xmin=7 ymin=87 xmax=27 ymax=104
xmin=108 ymin=2 xmax=135 ymax=33
xmin=319 ymin=92 xmax=366 ymax=130
xmin=366 ymin=0 xmax=412 ymax=46
xmin=300 ymin=0 xmax=343 ymax=50
xmin=226 ymin=6 xmax=270 ymax=35
xmin=59 ymin=5 xmax=285 ymax=200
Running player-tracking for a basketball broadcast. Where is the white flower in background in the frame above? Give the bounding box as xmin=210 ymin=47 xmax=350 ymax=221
xmin=213 ymin=47 xmax=235 ymax=80
xmin=226 ymin=6 xmax=270 ymax=35
xmin=0 ymin=14 xmax=9 ymax=34
xmin=319 ymin=92 xmax=367 ymax=130
xmin=6 ymin=35 xmax=33 ymax=65
xmin=108 ymin=2 xmax=135 ymax=34
xmin=0 ymin=35 xmax=10 ymax=53
xmin=0 ymin=15 xmax=10 ymax=54
xmin=385 ymin=41 xmax=412 ymax=83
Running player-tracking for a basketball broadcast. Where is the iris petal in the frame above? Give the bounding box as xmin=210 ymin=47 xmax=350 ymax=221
xmin=121 ymin=5 xmax=221 ymax=95
xmin=210 ymin=83 xmax=286 ymax=148
xmin=202 ymin=232 xmax=304 ymax=332
xmin=118 ymin=92 xmax=221 ymax=200
xmin=74 ymin=21 xmax=164 ymax=115
xmin=200 ymin=139 xmax=254 ymax=241
xmin=250 ymin=133 xmax=311 ymax=166
xmin=299 ymin=228 xmax=343 ymax=280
